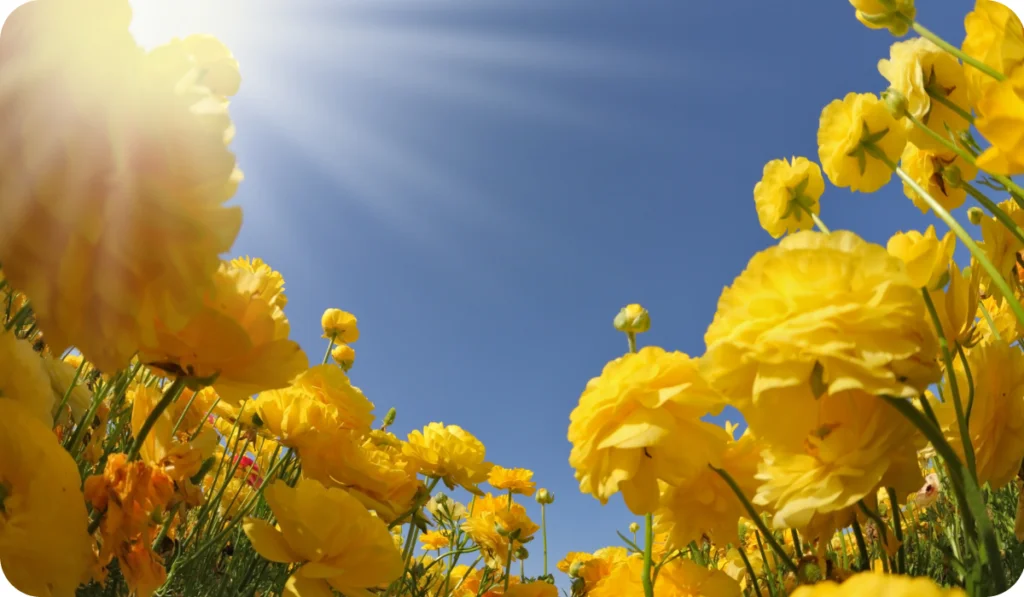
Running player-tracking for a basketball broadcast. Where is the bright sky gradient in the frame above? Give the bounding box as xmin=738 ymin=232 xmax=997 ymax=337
xmin=91 ymin=0 xmax=996 ymax=587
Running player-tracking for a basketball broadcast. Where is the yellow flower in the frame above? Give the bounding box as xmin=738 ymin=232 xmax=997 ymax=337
xmin=255 ymin=388 xmax=348 ymax=448
xmin=751 ymin=391 xmax=923 ymax=529
xmin=939 ymin=340 xmax=1024 ymax=489
xmin=0 ymin=329 xmax=55 ymax=424
xmin=488 ymin=465 xmax=537 ymax=496
xmin=753 ymin=157 xmax=825 ymax=239
xmin=0 ymin=399 xmax=94 ymax=597
xmin=569 ymin=346 xmax=728 ymax=515
xmin=886 ymin=226 xmax=956 ymax=289
xmin=130 ymin=385 xmax=218 ymax=482
xmin=300 ymin=429 xmax=422 ymax=523
xmin=717 ymin=548 xmax=761 ymax=593
xmin=849 ymin=0 xmax=915 ymax=36
xmin=703 ymin=230 xmax=940 ymax=433
xmin=899 ymin=143 xmax=978 ymax=213
xmin=878 ymin=38 xmax=972 ymax=150
xmin=978 ymin=199 xmax=1024 ymax=296
xmin=230 ymin=256 xmax=288 ymax=309
xmin=591 ymin=557 xmax=741 ymax=597
xmin=322 ymin=308 xmax=360 ymax=343
xmin=655 ymin=431 xmax=762 ymax=548
xmin=613 ymin=304 xmax=651 ymax=334
xmin=461 ymin=493 xmax=539 ymax=569
xmin=420 ymin=530 xmax=450 ymax=551
xmin=790 ymin=572 xmax=966 ymax=597
xmin=243 ymin=479 xmax=403 ymax=597
xmin=0 ymin=4 xmax=243 ymax=373
xmin=504 ymin=582 xmax=559 ymax=597
xmin=929 ymin=262 xmax=981 ymax=349
xmin=976 ymin=66 xmax=1024 ymax=175
xmin=404 ymin=422 xmax=493 ymax=494
xmin=980 ymin=293 xmax=1024 ymax=343
xmin=139 ymin=259 xmax=308 ymax=405
xmin=120 ymin=542 xmax=168 ymax=597
xmin=331 ymin=343 xmax=356 ymax=370
xmin=818 ymin=93 xmax=907 ymax=193
xmin=148 ymin=33 xmax=242 ymax=99
xmin=962 ymin=0 xmax=1024 ymax=105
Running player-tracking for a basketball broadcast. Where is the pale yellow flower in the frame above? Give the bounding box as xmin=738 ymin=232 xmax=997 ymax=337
xmin=962 ymin=0 xmax=1024 ymax=105
xmin=753 ymin=157 xmax=825 ymax=238
xmin=886 ymin=226 xmax=955 ymax=289
xmin=899 ymin=143 xmax=977 ymax=214
xmin=818 ymin=93 xmax=907 ymax=193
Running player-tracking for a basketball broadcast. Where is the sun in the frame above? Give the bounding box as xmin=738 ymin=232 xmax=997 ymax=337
xmin=128 ymin=0 xmax=246 ymax=49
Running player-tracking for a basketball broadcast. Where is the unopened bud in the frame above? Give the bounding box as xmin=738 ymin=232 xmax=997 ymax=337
xmin=967 ymin=207 xmax=985 ymax=226
xmin=331 ymin=343 xmax=356 ymax=371
xmin=383 ymin=407 xmax=397 ymax=428
xmin=569 ymin=561 xmax=585 ymax=578
xmin=535 ymin=489 xmax=554 ymax=505
xmin=942 ymin=164 xmax=963 ymax=189
xmin=629 ymin=522 xmax=639 ymax=534
xmin=514 ymin=546 xmax=529 ymax=560
xmin=495 ymin=523 xmax=511 ymax=537
xmin=434 ymin=492 xmax=449 ymax=505
xmin=613 ymin=304 xmax=650 ymax=334
xmin=882 ymin=88 xmax=908 ymax=120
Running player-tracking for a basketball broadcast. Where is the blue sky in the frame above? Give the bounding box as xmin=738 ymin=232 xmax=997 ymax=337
xmin=132 ymin=0 xmax=977 ymax=584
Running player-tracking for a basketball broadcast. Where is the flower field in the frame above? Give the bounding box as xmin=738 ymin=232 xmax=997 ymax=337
xmin=4 ymin=0 xmax=1024 ymax=596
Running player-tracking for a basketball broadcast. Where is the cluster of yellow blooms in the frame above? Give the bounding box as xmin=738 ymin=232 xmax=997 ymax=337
xmin=2 ymin=0 xmax=1024 ymax=596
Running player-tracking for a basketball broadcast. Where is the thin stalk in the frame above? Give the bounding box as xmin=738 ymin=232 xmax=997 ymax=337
xmin=798 ymin=202 xmax=830 ymax=234
xmin=736 ymin=546 xmax=764 ymax=597
xmin=790 ymin=529 xmax=802 ymax=559
xmin=321 ymin=339 xmax=334 ymax=365
xmin=642 ymin=513 xmax=655 ymax=597
xmin=503 ymin=537 xmax=514 ymax=591
xmin=887 ymin=487 xmax=907 ymax=575
xmin=541 ymin=503 xmax=549 ymax=576
xmin=905 ymin=18 xmax=1006 ymax=83
xmin=170 ymin=389 xmax=201 ymax=437
xmin=927 ymin=87 xmax=975 ymax=124
xmin=127 ymin=378 xmax=187 ymax=462
xmin=851 ymin=519 xmax=870 ymax=571
xmin=964 ymin=181 xmax=1024 ymax=245
xmin=978 ymin=299 xmax=1002 ymax=342
xmin=52 ymin=358 xmax=87 ymax=428
xmin=754 ymin=532 xmax=779 ymax=597
xmin=710 ymin=465 xmax=798 ymax=574
xmin=922 ymin=289 xmax=977 ymax=481
xmin=957 ymin=344 xmax=976 ymax=425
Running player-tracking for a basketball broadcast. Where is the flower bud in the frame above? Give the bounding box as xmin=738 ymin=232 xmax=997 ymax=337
xmin=629 ymin=522 xmax=639 ymax=534
xmin=495 ymin=523 xmax=511 ymax=537
xmin=882 ymin=88 xmax=908 ymax=120
xmin=569 ymin=561 xmax=585 ymax=578
xmin=967 ymin=207 xmax=985 ymax=226
xmin=942 ymin=164 xmax=963 ymax=189
xmin=434 ymin=492 xmax=449 ymax=505
xmin=330 ymin=343 xmax=356 ymax=371
xmin=514 ymin=546 xmax=529 ymax=560
xmin=535 ymin=488 xmax=554 ymax=505
xmin=613 ymin=304 xmax=650 ymax=334
xmin=382 ymin=407 xmax=397 ymax=428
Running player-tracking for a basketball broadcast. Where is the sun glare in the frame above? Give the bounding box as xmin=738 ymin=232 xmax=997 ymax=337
xmin=0 ymin=0 xmax=644 ymax=255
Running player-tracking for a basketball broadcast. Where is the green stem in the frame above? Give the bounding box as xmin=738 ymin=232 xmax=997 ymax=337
xmin=927 ymin=86 xmax=975 ymax=124
xmin=51 ymin=358 xmax=87 ymax=428
xmin=957 ymin=344 xmax=976 ymax=425
xmin=710 ymin=465 xmax=798 ymax=574
xmin=798 ymin=202 xmax=830 ymax=234
xmin=541 ymin=503 xmax=549 ymax=576
xmin=922 ymin=289 xmax=977 ymax=481
xmin=3 ymin=302 xmax=31 ymax=331
xmin=736 ymin=546 xmax=764 ymax=597
xmin=503 ymin=536 xmax=514 ymax=591
xmin=906 ymin=18 xmax=1006 ymax=83
xmin=978 ymin=298 xmax=1002 ymax=342
xmin=170 ymin=388 xmax=201 ymax=437
xmin=642 ymin=513 xmax=655 ymax=597
xmin=754 ymin=531 xmax=779 ymax=597
xmin=882 ymin=396 xmax=1007 ymax=593
xmin=127 ymin=378 xmax=186 ymax=462
xmin=151 ymin=503 xmax=181 ymax=551
xmin=321 ymin=339 xmax=335 ymax=365
xmin=790 ymin=529 xmax=802 ymax=558
xmin=851 ymin=519 xmax=870 ymax=571
xmin=886 ymin=487 xmax=907 ymax=575
xmin=627 ymin=332 xmax=637 ymax=354
xmin=963 ymin=181 xmax=1024 ymax=245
